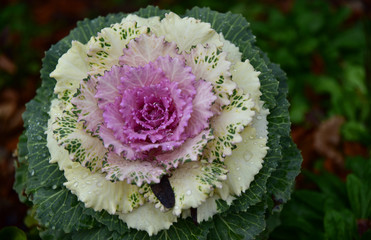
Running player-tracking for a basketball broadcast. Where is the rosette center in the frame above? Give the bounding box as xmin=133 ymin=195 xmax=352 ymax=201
xmin=119 ymin=79 xmax=179 ymax=144
xmin=96 ymin=57 xmax=205 ymax=159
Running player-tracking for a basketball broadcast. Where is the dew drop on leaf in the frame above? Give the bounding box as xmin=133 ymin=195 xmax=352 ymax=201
xmin=244 ymin=151 xmax=252 ymax=161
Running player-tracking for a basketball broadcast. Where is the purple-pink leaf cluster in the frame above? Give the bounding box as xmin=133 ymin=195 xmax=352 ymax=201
xmin=72 ymin=34 xmax=217 ymax=184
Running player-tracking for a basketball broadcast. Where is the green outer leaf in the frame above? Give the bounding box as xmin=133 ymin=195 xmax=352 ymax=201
xmin=208 ymin=201 xmax=266 ymax=240
xmin=39 ymin=228 xmax=72 ymax=240
xmin=13 ymin=133 xmax=29 ymax=203
xmin=84 ymin=209 xmax=129 ymax=235
xmin=125 ymin=218 xmax=210 ymax=240
xmin=71 ymin=227 xmax=121 ymax=240
xmin=16 ymin=5 xmax=301 ymax=240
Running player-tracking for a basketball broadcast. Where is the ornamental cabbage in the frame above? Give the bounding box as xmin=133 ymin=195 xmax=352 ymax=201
xmin=14 ymin=6 xmax=302 ymax=240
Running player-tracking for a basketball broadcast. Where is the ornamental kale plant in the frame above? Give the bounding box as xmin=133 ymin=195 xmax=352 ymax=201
xmin=14 ymin=6 xmax=302 ymax=239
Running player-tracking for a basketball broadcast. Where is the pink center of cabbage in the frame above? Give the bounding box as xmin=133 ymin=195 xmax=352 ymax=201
xmin=97 ymin=58 xmax=198 ymax=159
xmin=119 ymin=79 xmax=179 ymax=144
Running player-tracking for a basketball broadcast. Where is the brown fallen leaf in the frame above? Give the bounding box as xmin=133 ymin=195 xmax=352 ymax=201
xmin=314 ymin=116 xmax=345 ymax=172
xmin=0 ymin=54 xmax=17 ymax=74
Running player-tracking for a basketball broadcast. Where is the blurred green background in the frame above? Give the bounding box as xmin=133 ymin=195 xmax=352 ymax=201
xmin=0 ymin=0 xmax=370 ymax=239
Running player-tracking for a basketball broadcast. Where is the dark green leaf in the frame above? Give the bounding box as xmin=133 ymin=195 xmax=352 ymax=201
xmin=347 ymin=174 xmax=371 ymax=219
xmin=13 ymin=133 xmax=29 ymax=203
xmin=304 ymin=170 xmax=347 ymax=204
xmin=125 ymin=218 xmax=210 ymax=240
xmin=208 ymin=202 xmax=266 ymax=240
xmin=0 ymin=227 xmax=27 ymax=240
xmin=324 ymin=209 xmax=357 ymax=240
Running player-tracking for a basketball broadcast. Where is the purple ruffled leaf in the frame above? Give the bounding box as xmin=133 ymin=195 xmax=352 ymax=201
xmin=119 ymin=80 xmax=178 ymax=144
xmin=95 ymin=65 xmax=125 ymax=110
xmin=155 ymin=129 xmax=214 ymax=170
xmin=119 ymin=34 xmax=181 ymax=67
xmin=103 ymin=152 xmax=166 ymax=186
xmin=153 ymin=56 xmax=196 ymax=97
xmin=71 ymin=77 xmax=103 ymax=134
xmin=98 ymin=124 xmax=139 ymax=160
xmin=100 ymin=59 xmax=200 ymax=157
xmin=118 ymin=64 xmax=166 ymax=92
xmin=184 ymin=80 xmax=216 ymax=137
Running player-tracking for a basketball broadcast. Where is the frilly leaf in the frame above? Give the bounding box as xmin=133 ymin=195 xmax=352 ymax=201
xmin=72 ymin=77 xmax=103 ymax=134
xmin=51 ymin=41 xmax=89 ymax=100
xmin=119 ymin=34 xmax=180 ymax=67
xmin=118 ymin=203 xmax=177 ymax=236
xmin=87 ymin=21 xmax=148 ymax=76
xmin=103 ymin=151 xmax=166 ymax=186
xmin=154 ymin=12 xmax=223 ymax=52
xmin=205 ymin=88 xmax=255 ymax=162
xmin=155 ymin=129 xmax=214 ymax=170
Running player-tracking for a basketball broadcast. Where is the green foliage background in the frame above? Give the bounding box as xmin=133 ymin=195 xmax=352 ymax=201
xmin=1 ymin=0 xmax=370 ymax=239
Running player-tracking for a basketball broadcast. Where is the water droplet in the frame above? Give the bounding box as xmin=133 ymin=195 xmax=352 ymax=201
xmin=30 ymin=169 xmax=35 ymax=176
xmin=257 ymin=116 xmax=262 ymax=120
xmin=73 ymin=182 xmax=78 ymax=188
xmin=249 ymin=136 xmax=254 ymax=140
xmin=259 ymin=144 xmax=264 ymax=148
xmin=86 ymin=181 xmax=91 ymax=185
xmin=52 ymin=185 xmax=57 ymax=189
xmin=36 ymin=135 xmax=42 ymax=141
xmin=96 ymin=182 xmax=103 ymax=187
xmin=238 ymin=177 xmax=241 ymax=181
xmin=174 ymin=206 xmax=179 ymax=210
xmin=236 ymin=167 xmax=240 ymax=171
xmin=244 ymin=151 xmax=252 ymax=161
xmin=186 ymin=190 xmax=192 ymax=196
xmin=52 ymin=226 xmax=55 ymax=230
